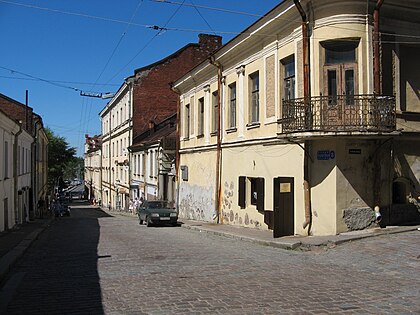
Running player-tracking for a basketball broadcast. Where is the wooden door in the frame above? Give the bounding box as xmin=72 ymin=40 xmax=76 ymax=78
xmin=273 ymin=177 xmax=294 ymax=238
xmin=323 ymin=64 xmax=357 ymax=128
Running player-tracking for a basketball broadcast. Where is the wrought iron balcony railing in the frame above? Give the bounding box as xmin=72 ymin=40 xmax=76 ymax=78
xmin=281 ymin=95 xmax=396 ymax=133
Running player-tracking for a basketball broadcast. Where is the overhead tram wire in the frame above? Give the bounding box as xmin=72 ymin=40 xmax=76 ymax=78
xmin=103 ymin=0 xmax=187 ymax=87
xmin=150 ymin=0 xmax=264 ymax=18
xmin=2 ymin=0 xmax=419 ymax=42
xmin=82 ymin=0 xmax=144 ymax=140
xmin=0 ymin=75 xmax=120 ymax=86
xmin=188 ymin=0 xmax=217 ymax=35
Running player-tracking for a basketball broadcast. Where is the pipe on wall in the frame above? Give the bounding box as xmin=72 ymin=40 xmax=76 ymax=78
xmin=293 ymin=0 xmax=312 ymax=234
xmin=209 ymin=56 xmax=223 ymax=224
xmin=373 ymin=0 xmax=384 ymax=95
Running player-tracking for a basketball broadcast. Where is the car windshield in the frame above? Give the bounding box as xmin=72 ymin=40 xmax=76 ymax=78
xmin=146 ymin=201 xmax=168 ymax=209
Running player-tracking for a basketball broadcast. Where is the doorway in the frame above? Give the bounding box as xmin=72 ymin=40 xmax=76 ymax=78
xmin=273 ymin=177 xmax=294 ymax=238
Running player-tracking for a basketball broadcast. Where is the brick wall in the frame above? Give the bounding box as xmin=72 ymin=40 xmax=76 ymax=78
xmin=132 ymin=34 xmax=222 ymax=140
xmin=0 ymin=94 xmax=34 ymax=134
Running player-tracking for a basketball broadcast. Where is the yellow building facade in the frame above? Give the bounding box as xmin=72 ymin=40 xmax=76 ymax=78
xmin=174 ymin=0 xmax=420 ymax=236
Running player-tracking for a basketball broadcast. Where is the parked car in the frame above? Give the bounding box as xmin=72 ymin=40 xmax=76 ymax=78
xmin=138 ymin=200 xmax=177 ymax=227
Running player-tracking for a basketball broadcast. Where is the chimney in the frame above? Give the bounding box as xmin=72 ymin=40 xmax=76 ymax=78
xmin=198 ymin=34 xmax=222 ymax=51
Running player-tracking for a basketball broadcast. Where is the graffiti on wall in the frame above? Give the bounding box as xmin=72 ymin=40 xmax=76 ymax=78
xmin=221 ymin=181 xmax=262 ymax=228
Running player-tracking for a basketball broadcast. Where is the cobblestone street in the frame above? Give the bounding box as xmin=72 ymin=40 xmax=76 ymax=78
xmin=1 ymin=205 xmax=419 ymax=314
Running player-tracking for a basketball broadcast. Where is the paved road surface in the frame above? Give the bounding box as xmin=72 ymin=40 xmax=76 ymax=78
xmin=0 ymin=204 xmax=419 ymax=314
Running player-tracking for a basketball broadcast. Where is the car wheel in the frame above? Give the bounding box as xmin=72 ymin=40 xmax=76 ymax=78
xmin=146 ymin=216 xmax=153 ymax=227
xmin=139 ymin=218 xmax=143 ymax=225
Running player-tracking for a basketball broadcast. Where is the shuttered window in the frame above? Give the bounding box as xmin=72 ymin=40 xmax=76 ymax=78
xmin=256 ymin=177 xmax=265 ymax=213
xmin=238 ymin=176 xmax=246 ymax=208
xmin=238 ymin=176 xmax=264 ymax=212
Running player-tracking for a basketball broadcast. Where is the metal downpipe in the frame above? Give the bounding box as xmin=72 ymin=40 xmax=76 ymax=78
xmin=294 ymin=0 xmax=312 ymax=234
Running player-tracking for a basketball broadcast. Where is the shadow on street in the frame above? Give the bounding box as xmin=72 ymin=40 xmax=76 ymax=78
xmin=3 ymin=202 xmax=114 ymax=314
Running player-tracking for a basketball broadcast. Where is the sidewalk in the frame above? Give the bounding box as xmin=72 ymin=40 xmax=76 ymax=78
xmin=103 ymin=207 xmax=419 ymax=250
xmin=180 ymin=219 xmax=420 ymax=250
xmin=0 ymin=218 xmax=52 ymax=284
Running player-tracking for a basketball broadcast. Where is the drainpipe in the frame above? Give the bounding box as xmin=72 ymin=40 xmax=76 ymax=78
xmin=32 ymin=120 xmax=40 ymax=218
xmin=209 ymin=56 xmax=223 ymax=224
xmin=109 ymin=109 xmax=112 ymax=210
xmin=294 ymin=0 xmax=312 ymax=234
xmin=14 ymin=123 xmax=23 ymax=225
xmin=171 ymin=86 xmax=181 ymax=213
xmin=373 ymin=0 xmax=384 ymax=95
xmin=372 ymin=1 xmax=384 ymax=223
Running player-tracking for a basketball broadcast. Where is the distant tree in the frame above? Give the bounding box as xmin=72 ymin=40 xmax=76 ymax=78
xmin=45 ymin=127 xmax=77 ymax=190
xmin=63 ymin=156 xmax=84 ymax=181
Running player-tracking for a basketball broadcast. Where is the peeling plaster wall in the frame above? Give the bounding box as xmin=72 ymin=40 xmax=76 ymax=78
xmin=336 ymin=140 xmax=378 ymax=233
xmin=221 ymin=143 xmax=304 ymax=233
xmin=178 ymin=150 xmax=217 ymax=222
xmin=310 ymin=139 xmax=388 ymax=235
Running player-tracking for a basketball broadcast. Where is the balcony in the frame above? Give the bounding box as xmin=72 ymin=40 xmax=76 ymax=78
xmin=281 ymin=95 xmax=396 ymax=133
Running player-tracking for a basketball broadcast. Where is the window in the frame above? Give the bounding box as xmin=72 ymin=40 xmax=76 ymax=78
xmin=229 ymin=83 xmax=237 ymax=129
xmin=238 ymin=176 xmax=265 ymax=212
xmin=184 ymin=104 xmax=190 ymax=138
xmin=198 ymin=97 xmax=204 ymax=136
xmin=154 ymin=150 xmax=158 ymax=177
xmin=249 ymin=72 xmax=259 ymax=123
xmin=282 ymin=57 xmax=295 ymax=101
xmin=212 ymin=91 xmax=218 ymax=133
xmin=149 ymin=151 xmax=154 ymax=177
xmin=325 ymin=42 xmax=356 ymax=64
xmin=140 ymin=153 xmax=144 ymax=176
xmin=21 ymin=147 xmax=24 ymax=174
xmin=4 ymin=141 xmax=8 ymax=178
xmin=323 ymin=41 xmax=358 ymax=106
xmin=18 ymin=145 xmax=20 ymax=175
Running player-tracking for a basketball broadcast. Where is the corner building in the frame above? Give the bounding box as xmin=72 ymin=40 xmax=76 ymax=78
xmin=173 ymin=0 xmax=420 ymax=236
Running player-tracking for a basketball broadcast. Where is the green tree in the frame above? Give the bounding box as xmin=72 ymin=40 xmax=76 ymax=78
xmin=63 ymin=156 xmax=84 ymax=181
xmin=45 ymin=127 xmax=78 ymax=190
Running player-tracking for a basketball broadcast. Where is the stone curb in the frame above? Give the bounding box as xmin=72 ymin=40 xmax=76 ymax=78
xmin=182 ymin=224 xmax=302 ymax=250
xmin=331 ymin=225 xmax=420 ymax=245
xmin=101 ymin=206 xmax=419 ymax=250
xmin=182 ymin=223 xmax=420 ymax=251
xmin=0 ymin=221 xmax=51 ymax=284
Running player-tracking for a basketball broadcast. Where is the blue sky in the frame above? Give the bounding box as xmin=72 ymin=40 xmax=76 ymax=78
xmin=0 ymin=0 xmax=281 ymax=156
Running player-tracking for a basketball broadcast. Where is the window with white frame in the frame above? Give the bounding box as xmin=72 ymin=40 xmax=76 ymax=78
xmin=149 ymin=151 xmax=154 ymax=177
xmin=228 ymin=83 xmax=237 ymax=129
xmin=249 ymin=72 xmax=260 ymax=123
xmin=141 ymin=154 xmax=144 ymax=176
xmin=212 ymin=91 xmax=218 ymax=133
xmin=21 ymin=147 xmax=24 ymax=174
xmin=198 ymin=97 xmax=204 ymax=136
xmin=154 ymin=150 xmax=158 ymax=177
xmin=184 ymin=104 xmax=190 ymax=138
xmin=4 ymin=141 xmax=8 ymax=178
xmin=18 ymin=145 xmax=20 ymax=175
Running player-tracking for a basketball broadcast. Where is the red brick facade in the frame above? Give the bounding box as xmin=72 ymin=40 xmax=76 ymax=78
xmin=131 ymin=34 xmax=222 ymax=142
xmin=0 ymin=93 xmax=34 ymax=134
